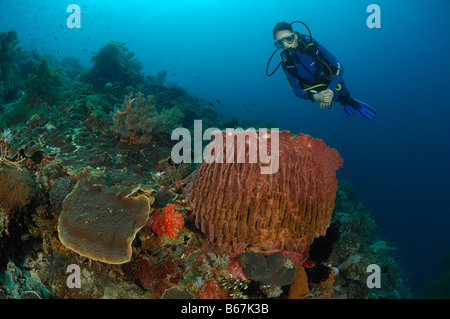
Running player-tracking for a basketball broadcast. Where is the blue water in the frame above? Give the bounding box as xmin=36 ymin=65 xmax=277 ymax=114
xmin=1 ymin=0 xmax=449 ymax=296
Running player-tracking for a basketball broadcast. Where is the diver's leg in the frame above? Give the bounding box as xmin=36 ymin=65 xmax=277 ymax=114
xmin=334 ymin=81 xmax=356 ymax=115
xmin=336 ymin=81 xmax=376 ymax=120
xmin=335 ymin=80 xmax=351 ymax=104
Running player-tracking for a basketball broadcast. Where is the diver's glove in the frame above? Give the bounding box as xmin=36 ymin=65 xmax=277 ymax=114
xmin=341 ymin=98 xmax=376 ymax=120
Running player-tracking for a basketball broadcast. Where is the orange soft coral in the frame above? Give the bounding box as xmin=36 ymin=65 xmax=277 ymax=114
xmin=152 ymin=203 xmax=184 ymax=239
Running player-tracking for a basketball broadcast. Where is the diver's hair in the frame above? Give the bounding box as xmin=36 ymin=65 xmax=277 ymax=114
xmin=273 ymin=22 xmax=293 ymax=39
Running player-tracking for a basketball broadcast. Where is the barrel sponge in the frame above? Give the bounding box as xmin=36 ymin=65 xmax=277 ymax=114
xmin=57 ymin=169 xmax=155 ymax=264
xmin=189 ymin=130 xmax=343 ymax=262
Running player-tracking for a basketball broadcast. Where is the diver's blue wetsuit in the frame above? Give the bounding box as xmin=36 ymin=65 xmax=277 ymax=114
xmin=281 ymin=40 xmax=376 ymax=120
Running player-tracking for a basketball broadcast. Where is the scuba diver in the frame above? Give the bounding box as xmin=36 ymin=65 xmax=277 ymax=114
xmin=267 ymin=21 xmax=376 ymax=120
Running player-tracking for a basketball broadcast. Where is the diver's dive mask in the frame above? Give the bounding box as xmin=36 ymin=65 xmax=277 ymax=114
xmin=273 ymin=34 xmax=296 ymax=49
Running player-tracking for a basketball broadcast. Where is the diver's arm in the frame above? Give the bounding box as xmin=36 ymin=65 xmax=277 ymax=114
xmin=283 ymin=68 xmax=314 ymax=101
xmin=327 ymin=67 xmax=343 ymax=93
xmin=317 ymin=42 xmax=345 ymax=92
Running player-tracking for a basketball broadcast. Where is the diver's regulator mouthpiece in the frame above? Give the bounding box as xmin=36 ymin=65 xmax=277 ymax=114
xmin=284 ymin=47 xmax=297 ymax=61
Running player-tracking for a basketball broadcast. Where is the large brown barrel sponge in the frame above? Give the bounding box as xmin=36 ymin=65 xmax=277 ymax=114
xmin=189 ymin=130 xmax=343 ymax=262
xmin=57 ymin=169 xmax=155 ymax=264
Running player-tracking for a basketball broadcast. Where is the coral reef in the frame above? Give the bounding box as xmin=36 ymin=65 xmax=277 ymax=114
xmin=0 ymin=30 xmax=23 ymax=103
xmin=161 ymin=286 xmax=195 ymax=299
xmin=0 ymin=140 xmax=410 ymax=300
xmin=1 ymin=103 xmax=41 ymax=129
xmin=60 ymin=57 xmax=85 ymax=80
xmin=189 ymin=130 xmax=343 ymax=261
xmin=326 ymin=180 xmax=411 ymax=298
xmin=25 ymin=58 xmax=68 ymax=106
xmin=0 ymin=259 xmax=52 ymax=299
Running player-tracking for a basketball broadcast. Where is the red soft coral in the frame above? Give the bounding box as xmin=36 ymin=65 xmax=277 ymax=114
xmin=152 ymin=203 xmax=184 ymax=239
